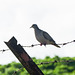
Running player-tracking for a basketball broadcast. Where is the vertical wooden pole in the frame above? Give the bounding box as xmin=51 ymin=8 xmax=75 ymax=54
xmin=5 ymin=36 xmax=44 ymax=75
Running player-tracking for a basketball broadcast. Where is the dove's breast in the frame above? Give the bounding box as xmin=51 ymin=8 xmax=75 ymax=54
xmin=34 ymin=29 xmax=50 ymax=44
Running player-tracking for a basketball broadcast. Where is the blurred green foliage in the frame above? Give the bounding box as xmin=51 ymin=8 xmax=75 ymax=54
xmin=0 ymin=56 xmax=75 ymax=75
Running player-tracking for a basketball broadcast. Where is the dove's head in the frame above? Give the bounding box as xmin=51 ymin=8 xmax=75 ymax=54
xmin=30 ymin=24 xmax=38 ymax=29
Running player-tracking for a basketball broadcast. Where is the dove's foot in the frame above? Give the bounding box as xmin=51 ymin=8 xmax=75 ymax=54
xmin=40 ymin=43 xmax=46 ymax=46
xmin=40 ymin=43 xmax=43 ymax=46
xmin=43 ymin=43 xmax=46 ymax=46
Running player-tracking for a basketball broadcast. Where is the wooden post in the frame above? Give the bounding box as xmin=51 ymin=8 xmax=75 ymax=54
xmin=5 ymin=36 xmax=44 ymax=75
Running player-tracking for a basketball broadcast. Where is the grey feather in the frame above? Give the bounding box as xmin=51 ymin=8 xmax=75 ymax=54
xmin=43 ymin=31 xmax=55 ymax=43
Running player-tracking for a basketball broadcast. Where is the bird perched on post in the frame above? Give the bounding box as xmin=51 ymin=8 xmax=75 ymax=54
xmin=30 ymin=24 xmax=60 ymax=48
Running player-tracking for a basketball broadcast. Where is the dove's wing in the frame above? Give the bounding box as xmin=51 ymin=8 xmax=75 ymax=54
xmin=42 ymin=31 xmax=56 ymax=44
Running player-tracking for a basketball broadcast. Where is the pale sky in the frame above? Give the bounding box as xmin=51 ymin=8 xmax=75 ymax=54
xmin=0 ymin=0 xmax=75 ymax=64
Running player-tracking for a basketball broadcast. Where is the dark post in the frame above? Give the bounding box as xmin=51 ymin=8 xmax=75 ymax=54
xmin=5 ymin=36 xmax=44 ymax=75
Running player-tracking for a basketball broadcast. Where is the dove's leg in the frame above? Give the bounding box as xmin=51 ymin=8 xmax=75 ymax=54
xmin=43 ymin=43 xmax=46 ymax=46
xmin=40 ymin=43 xmax=43 ymax=46
xmin=40 ymin=43 xmax=46 ymax=46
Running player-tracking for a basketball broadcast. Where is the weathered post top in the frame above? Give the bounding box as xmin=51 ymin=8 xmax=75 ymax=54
xmin=5 ymin=36 xmax=44 ymax=75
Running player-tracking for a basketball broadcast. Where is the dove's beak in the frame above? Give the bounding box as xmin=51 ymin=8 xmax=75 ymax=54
xmin=30 ymin=26 xmax=32 ymax=28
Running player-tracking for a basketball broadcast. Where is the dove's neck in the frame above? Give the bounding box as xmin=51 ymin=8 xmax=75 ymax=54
xmin=34 ymin=27 xmax=41 ymax=34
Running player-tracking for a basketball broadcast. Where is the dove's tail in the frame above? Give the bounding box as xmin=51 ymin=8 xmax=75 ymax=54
xmin=53 ymin=44 xmax=60 ymax=48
